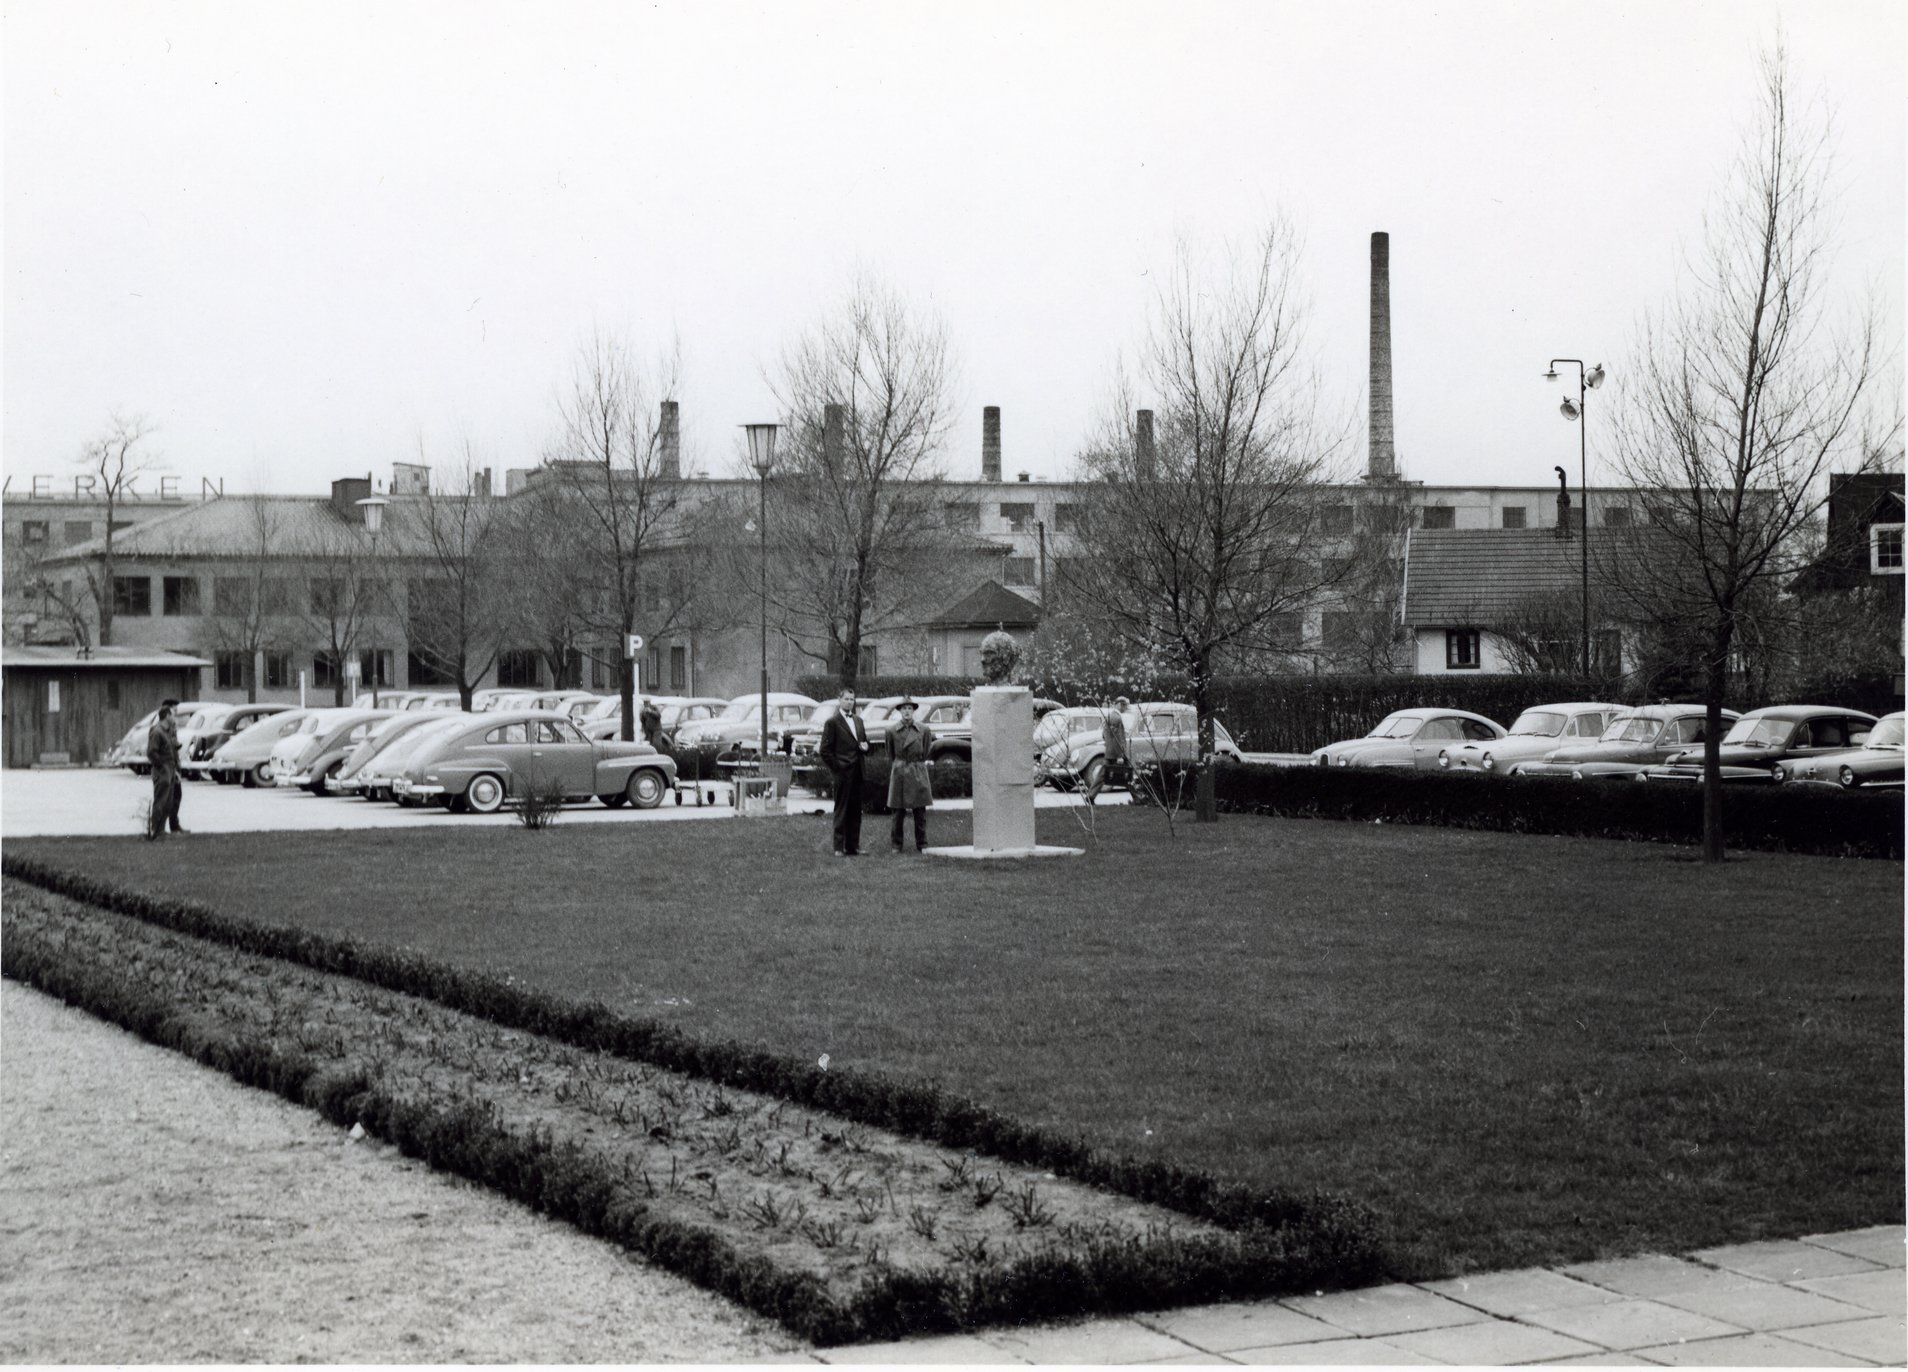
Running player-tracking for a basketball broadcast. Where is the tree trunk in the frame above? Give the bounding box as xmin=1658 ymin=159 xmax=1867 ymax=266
xmin=1193 ymin=660 xmax=1218 ymax=823
xmin=1701 ymin=630 xmax=1733 ymax=863
xmin=620 ymin=646 xmax=637 ymax=742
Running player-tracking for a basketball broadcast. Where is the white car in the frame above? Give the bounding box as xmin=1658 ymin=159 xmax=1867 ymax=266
xmin=1438 ymin=702 xmax=1625 ymax=776
xmin=672 ymin=692 xmax=821 ymax=751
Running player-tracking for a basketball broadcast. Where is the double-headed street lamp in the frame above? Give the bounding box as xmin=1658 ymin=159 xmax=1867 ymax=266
xmin=743 ymin=423 xmax=779 ymax=766
xmin=355 ymin=493 xmax=389 ymax=707
xmin=1542 ymin=360 xmax=1604 ymax=676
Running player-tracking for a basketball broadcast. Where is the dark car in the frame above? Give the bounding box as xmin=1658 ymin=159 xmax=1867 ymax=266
xmin=1643 ymin=704 xmax=1880 ymax=783
xmin=179 ymin=702 xmax=295 ymax=780
xmin=1518 ymin=704 xmax=1743 ymax=781
xmin=1773 ymin=711 xmax=1903 ymax=789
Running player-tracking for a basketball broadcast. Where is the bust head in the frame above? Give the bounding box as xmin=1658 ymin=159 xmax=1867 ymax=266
xmin=979 ymin=630 xmax=1019 ymax=685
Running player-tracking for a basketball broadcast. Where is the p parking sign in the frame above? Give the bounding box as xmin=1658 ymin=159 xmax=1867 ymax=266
xmin=625 ymin=633 xmax=644 ymax=659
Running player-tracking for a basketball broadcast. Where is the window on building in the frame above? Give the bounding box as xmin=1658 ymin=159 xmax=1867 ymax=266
xmin=943 ymin=502 xmax=979 ymax=529
xmin=62 ymin=520 xmax=92 ymax=545
xmin=1054 ymin=503 xmax=1086 ymax=534
xmin=497 ymin=649 xmax=540 ymax=687
xmin=313 ymin=651 xmax=341 ymax=689
xmin=1321 ymin=504 xmax=1355 ymax=537
xmin=1268 ymin=612 xmax=1303 ymax=649
xmin=1445 ymin=629 xmax=1482 ymax=670
xmin=1421 ymin=506 xmax=1456 ymax=530
xmin=215 ymin=651 xmax=249 ymax=690
xmin=1602 ymin=506 xmax=1633 ymax=528
xmin=407 ymin=651 xmax=453 ymax=687
xmin=309 ymin=578 xmax=343 ymax=616
xmin=261 ymin=579 xmax=295 ymax=615
xmin=999 ymin=502 xmax=1036 ymax=532
xmin=1501 ymin=506 xmax=1528 ymax=529
xmin=110 ymin=520 xmax=134 ymax=534
xmin=21 ymin=520 xmax=48 ymax=546
xmin=1594 ymin=629 xmax=1623 ymax=675
xmin=558 ymin=648 xmax=583 ymax=688
xmin=1321 ymin=555 xmax=1357 ymax=585
xmin=264 ymin=652 xmax=293 ymax=689
xmin=112 ymin=575 xmax=151 ymax=616
xmin=214 ymin=577 xmax=253 ymax=615
xmin=670 ymin=645 xmax=687 ymax=690
xmin=826 ymin=642 xmax=879 ymax=678
xmin=1871 ymin=523 xmax=1904 ymax=574
xmin=591 ymin=652 xmax=612 ymax=690
xmin=1321 ymin=611 xmax=1362 ymax=652
xmin=106 ymin=680 xmax=121 ymax=710
xmin=1002 ymin=556 xmax=1035 ymax=585
xmin=162 ymin=575 xmax=201 ymax=616
xmin=358 ymin=648 xmax=393 ymax=687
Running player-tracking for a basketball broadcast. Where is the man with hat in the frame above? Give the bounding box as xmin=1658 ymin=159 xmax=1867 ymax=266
xmin=145 ymin=698 xmax=185 ymax=840
xmin=818 ymin=687 xmax=870 ymax=856
xmin=885 ymin=696 xmax=933 ymax=853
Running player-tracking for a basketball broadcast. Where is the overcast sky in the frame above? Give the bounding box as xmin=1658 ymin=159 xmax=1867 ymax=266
xmin=4 ymin=0 xmax=1902 ymax=499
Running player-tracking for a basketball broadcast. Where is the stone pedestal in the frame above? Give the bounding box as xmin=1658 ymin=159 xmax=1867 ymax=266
xmin=970 ymin=685 xmax=1035 ymax=853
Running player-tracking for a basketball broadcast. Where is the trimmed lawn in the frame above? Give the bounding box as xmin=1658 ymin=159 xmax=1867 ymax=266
xmin=10 ymin=806 xmax=1901 ymax=1278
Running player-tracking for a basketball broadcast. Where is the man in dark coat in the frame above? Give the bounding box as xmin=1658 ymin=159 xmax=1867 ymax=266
xmin=885 ymin=697 xmax=933 ymax=853
xmin=639 ymin=698 xmax=665 ymax=751
xmin=145 ymin=699 xmax=184 ymax=839
xmin=818 ymin=687 xmax=869 ymax=857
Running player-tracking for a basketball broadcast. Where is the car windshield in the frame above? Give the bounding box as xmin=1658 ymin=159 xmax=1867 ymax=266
xmin=1508 ymin=710 xmax=1567 ymax=737
xmin=1365 ymin=713 xmax=1421 ymax=739
xmin=718 ymin=700 xmax=759 ymax=721
xmin=861 ymin=703 xmax=896 ymax=723
xmin=1721 ymin=716 xmax=1792 ymax=747
xmin=1601 ymin=715 xmax=1656 ymax=742
xmin=1865 ymin=717 xmax=1904 ymax=749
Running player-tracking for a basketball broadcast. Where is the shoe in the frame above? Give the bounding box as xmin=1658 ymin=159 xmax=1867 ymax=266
xmin=171 ymin=828 xmax=188 ymax=835
xmin=891 ymin=844 xmax=904 ymax=854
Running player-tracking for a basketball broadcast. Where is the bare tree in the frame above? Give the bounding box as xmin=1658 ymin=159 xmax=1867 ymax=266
xmin=762 ymin=275 xmax=963 ymax=688
xmin=1062 ymin=225 xmax=1353 ymax=821
xmin=396 ymin=451 xmax=509 ymax=711
xmin=296 ymin=517 xmax=384 ymax=706
xmin=1604 ymin=44 xmax=1893 ymax=861
xmin=71 ymin=414 xmax=163 ymax=645
xmin=542 ymin=329 xmax=687 ymax=738
xmin=200 ymin=499 xmax=289 ymax=702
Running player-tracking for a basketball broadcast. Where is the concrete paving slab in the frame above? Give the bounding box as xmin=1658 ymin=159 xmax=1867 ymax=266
xmin=1804 ymin=1227 xmax=1908 ymax=1270
xmin=986 ymin=1317 xmax=1194 ymax=1364
xmin=1125 ymin=1356 xmax=1234 ymax=1366
xmin=1632 ymin=1331 xmax=1870 ymax=1365
xmin=1284 ymin=1282 xmax=1493 ymax=1337
xmin=1559 ymin=1255 xmax=1756 ymax=1299
xmin=1520 ymin=1298 xmax=1744 ymax=1351
xmin=818 ymin=1333 xmax=1028 ymax=1363
xmin=1138 ymin=1301 xmax=1342 ymax=1352
xmin=1651 ymin=1280 xmax=1874 ymax=1332
xmin=1781 ymin=1315 xmax=1908 ymax=1365
xmin=1793 ymin=1271 xmax=1908 ymax=1319
xmin=1693 ymin=1238 xmax=1885 ymax=1283
xmin=1422 ymin=1267 xmax=1624 ymax=1318
xmin=1536 ymin=1356 xmax=1670 ymax=1366
xmin=1386 ymin=1317 xmax=1605 ymax=1364
xmin=1224 ymin=1337 xmax=1441 ymax=1364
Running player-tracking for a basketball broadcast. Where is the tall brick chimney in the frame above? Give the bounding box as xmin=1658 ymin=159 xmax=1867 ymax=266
xmin=982 ymin=406 xmax=1002 ymax=482
xmin=1136 ymin=410 xmax=1156 ymax=480
xmin=659 ymin=400 xmax=681 ymax=479
xmin=1367 ymin=231 xmax=1396 ymax=483
xmin=823 ymin=403 xmax=845 ymax=466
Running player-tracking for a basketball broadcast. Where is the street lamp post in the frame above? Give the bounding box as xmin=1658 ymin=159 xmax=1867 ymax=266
xmin=355 ymin=494 xmax=390 ymax=708
xmin=1542 ymin=360 xmax=1604 ymax=676
xmin=743 ymin=424 xmax=779 ymax=766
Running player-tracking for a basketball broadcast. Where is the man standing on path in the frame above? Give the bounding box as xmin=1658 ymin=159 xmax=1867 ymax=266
xmin=1086 ymin=696 xmax=1129 ymax=804
xmin=885 ymin=697 xmax=932 ymax=853
xmin=145 ymin=699 xmax=185 ymax=839
xmin=818 ymin=688 xmax=869 ymax=857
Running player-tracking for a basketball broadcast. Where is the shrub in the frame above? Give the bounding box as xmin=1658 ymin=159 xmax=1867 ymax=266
xmin=517 ymin=775 xmax=566 ymax=830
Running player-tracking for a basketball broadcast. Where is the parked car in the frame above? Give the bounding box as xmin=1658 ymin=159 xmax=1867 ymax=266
xmin=673 ymin=692 xmax=821 ymax=752
xmin=1772 ymin=711 xmax=1904 ymax=789
xmin=393 ymin=711 xmax=679 ymax=812
xmin=1643 ymin=704 xmax=1881 ymax=783
xmin=328 ymin=712 xmax=466 ymax=797
xmin=1310 ymin=709 xmax=1505 ymax=770
xmin=270 ymin=709 xmax=398 ymax=793
xmin=1518 ymin=704 xmax=1743 ymax=780
xmin=103 ymin=701 xmax=214 ymax=773
xmin=351 ymin=690 xmax=431 ymax=710
xmin=180 ymin=702 xmax=296 ymax=779
xmin=206 ymin=708 xmax=316 ymax=787
xmin=354 ymin=715 xmax=478 ymax=803
xmin=1041 ymin=702 xmax=1243 ymax=792
xmin=1438 ymin=702 xmax=1625 ymax=775
xmin=575 ymin=695 xmax=725 ymax=743
xmin=910 ymin=696 xmax=1063 ymax=765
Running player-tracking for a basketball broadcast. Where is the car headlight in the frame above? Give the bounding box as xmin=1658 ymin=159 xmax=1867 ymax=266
xmin=1481 ymin=752 xmax=1494 ymax=771
xmin=1771 ymin=764 xmax=1788 ymax=783
xmin=1437 ymin=750 xmax=1452 ymax=769
xmin=1840 ymin=765 xmax=1858 ymax=788
xmin=1336 ymin=756 xmax=1350 ymax=767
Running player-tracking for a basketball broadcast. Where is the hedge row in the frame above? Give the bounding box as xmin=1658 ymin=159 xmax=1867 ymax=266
xmin=0 ymin=854 xmax=1380 ymax=1275
xmin=806 ymin=758 xmax=975 ymax=810
xmin=3 ymin=884 xmax=1378 ymax=1343
xmin=1200 ymin=761 xmax=1903 ymax=859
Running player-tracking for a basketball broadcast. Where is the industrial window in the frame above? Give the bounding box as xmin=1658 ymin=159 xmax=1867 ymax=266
xmin=1501 ymin=506 xmax=1528 ymax=529
xmin=1603 ymin=506 xmax=1634 ymax=527
xmin=215 ymin=651 xmax=248 ymax=690
xmin=592 ymin=652 xmax=613 ymax=690
xmin=1421 ymin=506 xmax=1456 ymax=530
xmin=497 ymin=649 xmax=540 ymax=688
xmin=407 ymin=651 xmax=453 ymax=687
xmin=313 ymin=651 xmax=341 ymax=689
xmin=943 ymin=502 xmax=979 ymax=528
xmin=999 ymin=502 xmax=1036 ymax=532
xmin=358 ymin=648 xmax=393 ymax=687
xmin=558 ymin=649 xmax=583 ymax=689
xmin=112 ymin=576 xmax=151 ymax=616
xmin=20 ymin=520 xmax=48 ymax=546
xmin=214 ymin=577 xmax=253 ymax=614
xmin=1321 ymin=505 xmax=1355 ymax=537
xmin=1002 ymin=556 xmax=1035 ymax=585
xmin=1445 ymin=629 xmax=1482 ymax=670
xmin=670 ymin=645 xmax=687 ymax=690
xmin=64 ymin=520 xmax=93 ymax=545
xmin=264 ymin=652 xmax=293 ymax=689
xmin=162 ymin=576 xmax=201 ymax=616
xmin=1054 ymin=503 xmax=1086 ymax=534
xmin=1871 ymin=524 xmax=1904 ymax=574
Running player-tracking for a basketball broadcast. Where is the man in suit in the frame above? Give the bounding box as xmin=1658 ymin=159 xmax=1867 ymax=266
xmin=818 ymin=687 xmax=869 ymax=857
xmin=145 ymin=699 xmax=185 ymax=839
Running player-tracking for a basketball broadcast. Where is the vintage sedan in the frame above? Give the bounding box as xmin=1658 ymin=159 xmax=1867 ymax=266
xmin=355 ymin=715 xmax=477 ymax=803
xmin=394 ymin=711 xmax=679 ymax=812
xmin=673 ymin=692 xmax=821 ymax=752
xmin=327 ymin=711 xmax=466 ymax=797
xmin=1772 ymin=711 xmax=1903 ymax=789
xmin=1519 ymin=704 xmax=1742 ymax=780
xmin=1643 ymin=704 xmax=1880 ymax=783
xmin=270 ymin=709 xmax=398 ymax=793
xmin=180 ymin=703 xmax=295 ymax=779
xmin=1311 ymin=708 xmax=1505 ymax=770
xmin=1438 ymin=702 xmax=1625 ymax=776
xmin=206 ymin=708 xmax=316 ymax=787
xmin=104 ymin=700 xmax=214 ymax=773
xmin=1041 ymin=702 xmax=1243 ymax=792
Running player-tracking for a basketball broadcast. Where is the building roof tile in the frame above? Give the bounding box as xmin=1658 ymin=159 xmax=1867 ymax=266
xmin=1402 ymin=528 xmax=1589 ymax=627
xmin=931 ymin=579 xmax=1042 ymax=629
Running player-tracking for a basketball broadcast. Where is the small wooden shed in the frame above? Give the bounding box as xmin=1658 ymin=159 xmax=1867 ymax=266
xmin=2 ymin=645 xmax=209 ymax=769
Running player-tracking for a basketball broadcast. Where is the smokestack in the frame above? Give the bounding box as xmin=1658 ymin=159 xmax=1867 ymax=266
xmin=659 ymin=400 xmax=681 ymax=479
xmin=1136 ymin=409 xmax=1155 ymax=480
xmin=1367 ymin=231 xmax=1396 ymax=482
xmin=823 ymin=403 xmax=845 ymax=466
xmin=982 ymin=406 xmax=1002 ymax=482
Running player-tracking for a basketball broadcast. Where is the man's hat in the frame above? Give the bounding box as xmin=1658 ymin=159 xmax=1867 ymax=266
xmin=896 ymin=696 xmax=918 ymax=709
xmin=160 ymin=698 xmax=179 ymax=710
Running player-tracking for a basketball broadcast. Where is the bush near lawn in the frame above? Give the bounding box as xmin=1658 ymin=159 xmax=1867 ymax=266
xmin=1196 ymin=761 xmax=1903 ymax=859
xmin=10 ymin=810 xmax=1899 ymax=1282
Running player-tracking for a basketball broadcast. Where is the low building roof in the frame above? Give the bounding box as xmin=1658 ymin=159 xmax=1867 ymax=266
xmin=1 ymin=645 xmax=212 ymax=669
xmin=1402 ymin=528 xmax=1591 ymax=627
xmin=931 ymin=579 xmax=1042 ymax=629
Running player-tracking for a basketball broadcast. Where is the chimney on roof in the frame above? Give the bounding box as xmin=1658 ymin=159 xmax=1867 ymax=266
xmin=1136 ymin=409 xmax=1156 ymax=480
xmin=331 ymin=475 xmax=373 ymax=522
xmin=1367 ymin=231 xmax=1397 ymax=483
xmin=823 ymin=403 xmax=845 ymax=466
xmin=476 ymin=468 xmax=492 ymax=499
xmin=391 ymin=462 xmax=430 ymax=496
xmin=982 ymin=406 xmax=1002 ymax=482
xmin=659 ymin=400 xmax=681 ymax=479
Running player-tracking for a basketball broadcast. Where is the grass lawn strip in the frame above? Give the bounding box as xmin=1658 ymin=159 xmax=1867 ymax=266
xmin=2 ymin=876 xmax=1378 ymax=1345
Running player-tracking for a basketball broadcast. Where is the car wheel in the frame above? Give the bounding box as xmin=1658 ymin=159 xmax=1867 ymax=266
xmin=246 ymin=761 xmax=273 ymax=788
xmin=1840 ymin=765 xmax=1858 ymax=788
xmin=1080 ymin=757 xmax=1106 ymax=792
xmin=627 ymin=769 xmax=667 ymax=809
xmin=465 ymin=773 xmax=507 ymax=814
xmin=309 ymin=760 xmax=343 ymax=795
xmin=599 ymin=792 xmax=629 ymax=808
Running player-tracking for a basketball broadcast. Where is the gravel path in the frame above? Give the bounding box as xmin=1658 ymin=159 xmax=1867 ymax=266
xmin=0 ymin=980 xmax=806 ymax=1363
